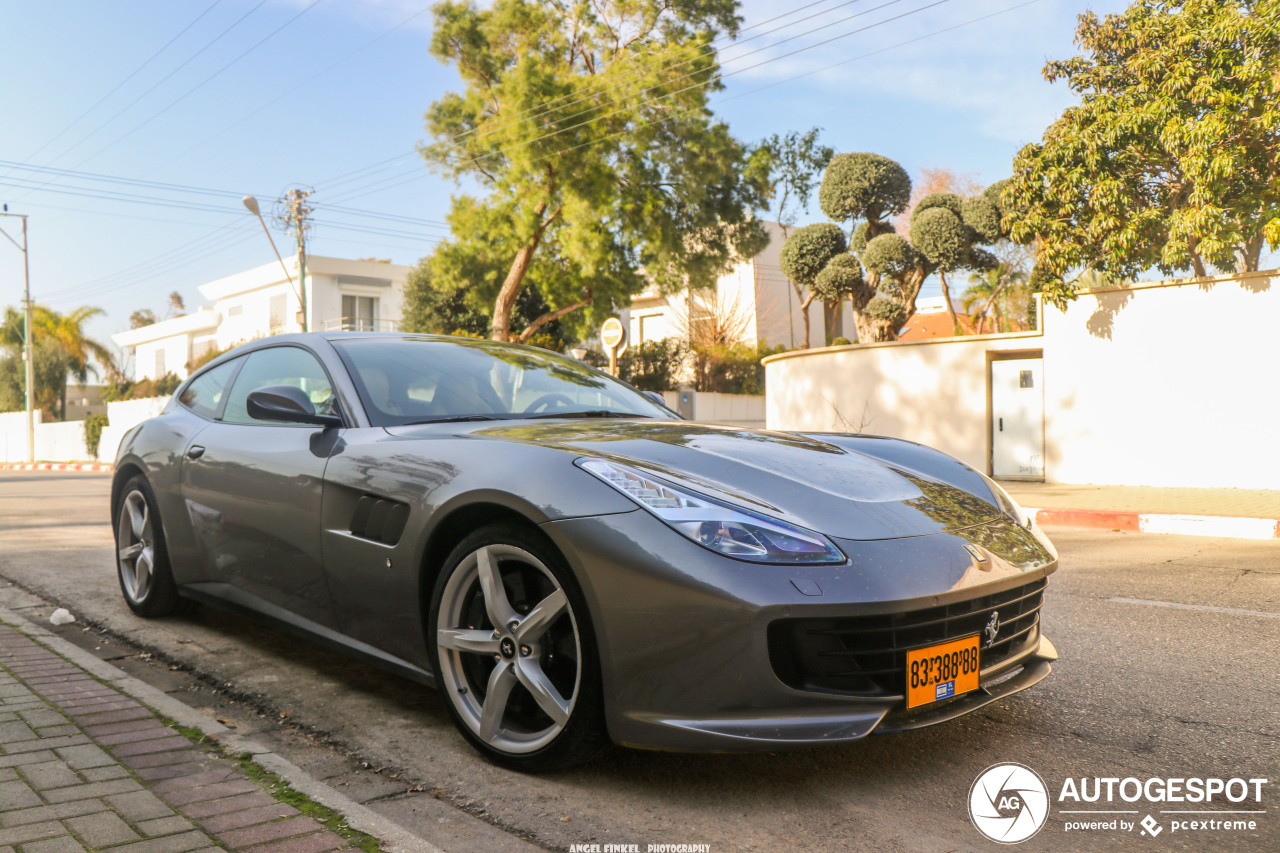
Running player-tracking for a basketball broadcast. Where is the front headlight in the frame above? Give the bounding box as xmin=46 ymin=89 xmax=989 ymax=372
xmin=982 ymin=475 xmax=1034 ymax=528
xmin=576 ymin=458 xmax=846 ymax=564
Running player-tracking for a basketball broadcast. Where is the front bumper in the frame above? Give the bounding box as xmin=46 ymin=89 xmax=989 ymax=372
xmin=541 ymin=509 xmax=1058 ymax=752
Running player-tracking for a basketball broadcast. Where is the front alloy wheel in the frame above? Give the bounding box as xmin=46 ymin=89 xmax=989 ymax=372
xmin=431 ymin=525 xmax=606 ymax=771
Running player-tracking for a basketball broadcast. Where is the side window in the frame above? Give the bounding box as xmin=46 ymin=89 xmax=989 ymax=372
xmin=220 ymin=347 xmax=336 ymax=426
xmin=177 ymin=358 xmax=241 ymax=420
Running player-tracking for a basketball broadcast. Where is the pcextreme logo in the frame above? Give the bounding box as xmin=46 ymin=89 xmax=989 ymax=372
xmin=968 ymin=763 xmax=1051 ymax=844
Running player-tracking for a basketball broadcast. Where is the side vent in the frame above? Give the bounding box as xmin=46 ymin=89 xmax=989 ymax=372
xmin=350 ymin=496 xmax=410 ymax=546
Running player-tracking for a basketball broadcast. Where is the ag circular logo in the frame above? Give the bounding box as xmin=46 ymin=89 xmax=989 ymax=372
xmin=969 ymin=763 xmax=1050 ymax=844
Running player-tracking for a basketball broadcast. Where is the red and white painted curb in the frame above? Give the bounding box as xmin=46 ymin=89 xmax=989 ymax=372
xmin=1024 ymin=506 xmax=1280 ymax=541
xmin=0 ymin=462 xmax=113 ymax=473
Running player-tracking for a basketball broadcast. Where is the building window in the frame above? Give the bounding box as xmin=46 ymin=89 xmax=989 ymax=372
xmin=228 ymin=304 xmax=243 ymax=317
xmin=342 ymin=295 xmax=378 ymax=331
xmin=269 ymin=294 xmax=287 ymax=333
xmin=154 ymin=349 xmax=166 ymax=378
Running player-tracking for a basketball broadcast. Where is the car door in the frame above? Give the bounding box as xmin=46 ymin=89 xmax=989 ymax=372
xmin=180 ymin=344 xmax=342 ymax=628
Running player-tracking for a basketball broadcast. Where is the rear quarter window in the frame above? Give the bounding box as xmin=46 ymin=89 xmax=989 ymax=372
xmin=178 ymin=358 xmax=240 ymax=419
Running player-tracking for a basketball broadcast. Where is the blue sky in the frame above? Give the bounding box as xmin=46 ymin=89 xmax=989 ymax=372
xmin=0 ymin=0 xmax=1130 ymax=366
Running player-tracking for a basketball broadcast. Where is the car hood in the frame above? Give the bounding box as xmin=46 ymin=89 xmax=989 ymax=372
xmin=389 ymin=419 xmax=1006 ymax=540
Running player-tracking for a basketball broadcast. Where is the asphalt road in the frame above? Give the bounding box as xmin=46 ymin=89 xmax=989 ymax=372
xmin=0 ymin=470 xmax=1277 ymax=852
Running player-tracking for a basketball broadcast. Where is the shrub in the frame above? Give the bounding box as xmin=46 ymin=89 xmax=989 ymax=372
xmin=692 ymin=342 xmax=785 ymax=395
xmin=620 ymin=340 xmax=686 ymax=391
xmin=83 ymin=412 xmax=109 ymax=460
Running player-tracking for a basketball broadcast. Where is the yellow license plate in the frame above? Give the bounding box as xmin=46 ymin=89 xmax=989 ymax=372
xmin=906 ymin=634 xmax=981 ymax=709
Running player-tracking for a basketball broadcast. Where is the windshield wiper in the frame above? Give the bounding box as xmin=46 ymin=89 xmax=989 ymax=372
xmin=525 ymin=410 xmax=652 ymax=420
xmin=402 ymin=414 xmax=507 ymax=425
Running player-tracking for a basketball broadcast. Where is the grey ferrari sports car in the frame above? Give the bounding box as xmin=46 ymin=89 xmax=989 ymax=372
xmin=112 ymin=332 xmax=1058 ymax=771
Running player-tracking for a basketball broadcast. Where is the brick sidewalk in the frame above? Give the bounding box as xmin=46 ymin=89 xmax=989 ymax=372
xmin=0 ymin=626 xmax=361 ymax=852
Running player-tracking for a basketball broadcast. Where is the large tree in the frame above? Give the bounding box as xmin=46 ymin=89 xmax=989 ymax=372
xmin=419 ymin=0 xmax=768 ymax=343
xmin=1009 ymin=0 xmax=1280 ymax=306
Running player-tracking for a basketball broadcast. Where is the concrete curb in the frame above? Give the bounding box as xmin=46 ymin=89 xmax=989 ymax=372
xmin=1025 ymin=506 xmax=1280 ymax=540
xmin=0 ymin=462 xmax=113 ymax=472
xmin=0 ymin=605 xmax=443 ymax=853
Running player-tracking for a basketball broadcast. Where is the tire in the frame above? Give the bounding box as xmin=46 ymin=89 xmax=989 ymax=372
xmin=113 ymin=475 xmax=192 ymax=618
xmin=428 ymin=522 xmax=608 ymax=772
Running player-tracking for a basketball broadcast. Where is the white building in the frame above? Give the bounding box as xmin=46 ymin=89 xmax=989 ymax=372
xmin=112 ymin=256 xmax=412 ymax=380
xmin=622 ymin=222 xmax=857 ymax=351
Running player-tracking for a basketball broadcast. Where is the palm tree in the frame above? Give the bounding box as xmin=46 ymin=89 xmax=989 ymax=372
xmin=963 ymin=261 xmax=1030 ymax=334
xmin=0 ymin=304 xmax=114 ymax=420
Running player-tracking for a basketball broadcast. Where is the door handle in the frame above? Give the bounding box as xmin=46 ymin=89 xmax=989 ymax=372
xmin=187 ymin=445 xmax=206 ymax=460
xmin=998 ymin=418 xmax=1003 ymax=432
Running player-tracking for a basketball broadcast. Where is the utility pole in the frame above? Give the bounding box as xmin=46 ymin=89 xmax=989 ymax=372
xmin=278 ymin=189 xmax=313 ymax=333
xmin=0 ymin=207 xmax=34 ymax=463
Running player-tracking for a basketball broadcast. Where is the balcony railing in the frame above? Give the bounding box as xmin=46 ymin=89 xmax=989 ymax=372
xmin=321 ymin=317 xmax=401 ymax=332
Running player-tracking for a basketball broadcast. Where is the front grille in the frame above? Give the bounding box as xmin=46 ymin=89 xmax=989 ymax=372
xmin=768 ymin=577 xmax=1046 ymax=697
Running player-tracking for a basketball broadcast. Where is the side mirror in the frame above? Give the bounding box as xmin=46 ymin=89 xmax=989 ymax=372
xmin=246 ymin=385 xmax=342 ymax=428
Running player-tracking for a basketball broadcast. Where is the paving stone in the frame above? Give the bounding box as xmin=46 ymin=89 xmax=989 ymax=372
xmin=199 ymin=803 xmax=298 ymax=834
xmin=41 ymin=777 xmax=142 ymax=804
xmin=0 ymin=820 xmax=63 ymax=846
xmin=0 ymin=767 xmax=16 ymax=781
xmin=1 ymin=734 xmax=89 ymax=755
xmin=163 ymin=779 xmax=259 ymax=806
xmin=107 ymin=830 xmax=214 ymax=852
xmin=118 ymin=749 xmax=198 ymax=769
xmin=218 ymin=816 xmax=324 ymax=848
xmin=0 ymin=750 xmax=55 ymax=769
xmin=17 ymin=710 xmax=65 ymax=729
xmin=0 ymin=685 xmax=33 ymax=700
xmin=95 ymin=726 xmax=174 ymax=747
xmin=0 ymin=779 xmax=40 ymax=810
xmin=150 ymin=769 xmax=238 ymax=794
xmin=16 ymin=836 xmax=85 ymax=853
xmin=244 ymin=832 xmax=346 ymax=853
xmin=19 ymin=760 xmax=80 ymax=791
xmin=133 ymin=762 xmax=214 ymax=783
xmin=0 ymin=721 xmax=38 ymax=744
xmin=80 ymin=765 xmax=131 ymax=782
xmin=31 ymin=725 xmax=78 ymax=739
xmin=136 ymin=815 xmax=195 ymax=837
xmin=67 ymin=708 xmax=150 ymax=726
xmin=106 ymin=790 xmax=175 ymax=822
xmin=180 ymin=791 xmax=275 ymax=819
xmin=65 ymin=810 xmax=139 ymax=847
xmin=0 ymin=798 xmax=110 ymax=826
xmin=110 ymin=735 xmax=191 ymax=758
xmin=53 ymin=744 xmax=114 ymax=771
xmin=83 ymin=718 xmax=163 ymax=738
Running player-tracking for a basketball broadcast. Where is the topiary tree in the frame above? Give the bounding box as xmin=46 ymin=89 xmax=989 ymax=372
xmin=784 ymin=153 xmax=1016 ymax=342
xmin=778 ymin=223 xmax=847 ymax=347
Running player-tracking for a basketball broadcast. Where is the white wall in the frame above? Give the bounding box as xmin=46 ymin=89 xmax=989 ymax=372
xmin=764 ymin=271 xmax=1280 ymax=489
xmin=35 ymin=421 xmax=90 ymax=462
xmin=0 ymin=410 xmax=42 ymax=463
xmin=97 ymin=396 xmax=171 ymax=464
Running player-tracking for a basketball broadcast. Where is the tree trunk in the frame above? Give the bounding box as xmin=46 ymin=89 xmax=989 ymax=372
xmin=938 ymin=270 xmax=963 ymax=335
xmin=798 ymin=291 xmax=817 ymax=347
xmin=515 ymin=294 xmax=593 ymax=344
xmin=490 ymin=189 xmax=562 ymax=342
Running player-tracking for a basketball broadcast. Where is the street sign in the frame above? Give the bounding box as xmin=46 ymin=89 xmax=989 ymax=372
xmin=600 ymin=317 xmax=627 ymax=376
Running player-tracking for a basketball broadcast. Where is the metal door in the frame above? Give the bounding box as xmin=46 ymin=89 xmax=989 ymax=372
xmin=991 ymin=358 xmax=1044 ymax=480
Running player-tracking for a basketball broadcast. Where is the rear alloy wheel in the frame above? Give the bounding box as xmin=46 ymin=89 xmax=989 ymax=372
xmin=114 ymin=476 xmax=190 ymax=617
xmin=430 ymin=524 xmax=606 ymax=771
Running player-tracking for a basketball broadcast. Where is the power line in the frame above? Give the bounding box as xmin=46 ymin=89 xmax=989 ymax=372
xmin=17 ymin=1 xmax=226 ymax=166
xmin=36 ymin=0 xmax=272 ymax=172
xmin=72 ymin=0 xmax=329 ymax=171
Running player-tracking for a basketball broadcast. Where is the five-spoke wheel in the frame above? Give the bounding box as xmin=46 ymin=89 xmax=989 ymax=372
xmin=113 ymin=476 xmax=189 ymax=617
xmin=430 ymin=524 xmax=606 ymax=771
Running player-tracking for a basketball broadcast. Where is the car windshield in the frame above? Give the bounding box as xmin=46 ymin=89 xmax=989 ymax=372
xmin=331 ymin=336 xmax=674 ymax=426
